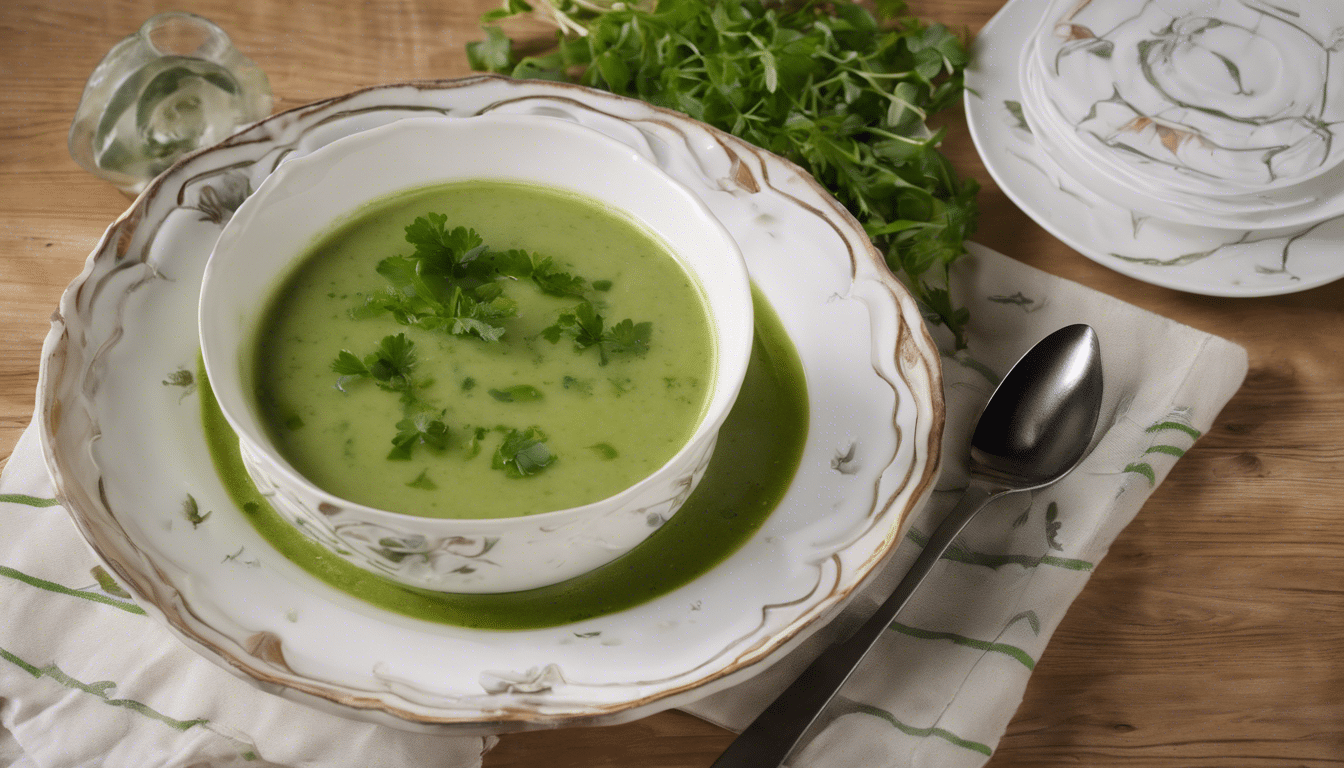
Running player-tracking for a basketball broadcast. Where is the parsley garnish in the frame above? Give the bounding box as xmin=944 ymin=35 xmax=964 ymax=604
xmin=332 ymin=335 xmax=452 ymax=460
xmin=352 ymin=217 xmax=516 ymax=342
xmin=406 ymin=470 xmax=438 ymax=490
xmin=388 ymin=411 xmax=450 ymax=461
xmin=541 ymin=301 xmax=652 ymax=364
xmin=489 ymin=247 xmax=590 ymax=297
xmin=562 ymin=375 xmax=593 ymax=394
xmin=488 ymin=385 xmax=545 ymax=402
xmin=91 ymin=565 xmax=131 ymax=599
xmin=182 ymin=494 xmax=211 ymax=528
xmin=463 ymin=426 xmax=490 ymax=459
xmin=492 ymin=427 xmax=556 ymax=477
xmin=605 ymin=318 xmax=653 ymax=357
xmin=469 ymin=0 xmax=979 ymax=347
xmin=588 ymin=442 xmax=619 ymax=460
xmin=351 ymin=215 xmax=628 ymax=344
xmin=332 ymin=333 xmax=419 ymax=395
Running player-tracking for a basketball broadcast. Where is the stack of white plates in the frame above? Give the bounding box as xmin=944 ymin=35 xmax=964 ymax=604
xmin=1017 ymin=0 xmax=1344 ymax=230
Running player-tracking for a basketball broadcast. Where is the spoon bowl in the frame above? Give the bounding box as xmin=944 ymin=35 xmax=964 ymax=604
xmin=971 ymin=324 xmax=1103 ymax=488
xmin=712 ymin=324 xmax=1105 ymax=768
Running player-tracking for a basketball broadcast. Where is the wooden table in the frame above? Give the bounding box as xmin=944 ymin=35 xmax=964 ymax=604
xmin=3 ymin=1 xmax=1341 ymax=765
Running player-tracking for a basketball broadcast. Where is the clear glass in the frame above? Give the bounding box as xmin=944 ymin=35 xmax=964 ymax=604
xmin=68 ymin=12 xmax=272 ymax=195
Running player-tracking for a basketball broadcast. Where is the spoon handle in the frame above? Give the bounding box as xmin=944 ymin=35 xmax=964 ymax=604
xmin=709 ymin=481 xmax=1001 ymax=768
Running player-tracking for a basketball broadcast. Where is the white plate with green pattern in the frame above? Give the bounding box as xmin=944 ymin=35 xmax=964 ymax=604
xmin=966 ymin=0 xmax=1344 ymax=297
xmin=37 ymin=77 xmax=943 ymax=732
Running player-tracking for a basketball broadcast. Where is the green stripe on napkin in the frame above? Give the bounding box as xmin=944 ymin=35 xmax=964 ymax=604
xmin=852 ymin=703 xmax=993 ymax=756
xmin=0 ymin=646 xmax=207 ymax=731
xmin=888 ymin=622 xmax=1036 ymax=670
xmin=0 ymin=494 xmax=60 ymax=507
xmin=0 ymin=564 xmax=145 ymax=615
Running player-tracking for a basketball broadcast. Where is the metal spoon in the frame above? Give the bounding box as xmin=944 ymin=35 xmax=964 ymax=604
xmin=710 ymin=324 xmax=1104 ymax=768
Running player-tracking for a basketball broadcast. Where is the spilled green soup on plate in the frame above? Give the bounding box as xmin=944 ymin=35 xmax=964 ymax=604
xmin=202 ymin=286 xmax=808 ymax=629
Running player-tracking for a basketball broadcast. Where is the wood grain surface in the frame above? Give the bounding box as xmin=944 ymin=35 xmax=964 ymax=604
xmin=3 ymin=1 xmax=1341 ymax=766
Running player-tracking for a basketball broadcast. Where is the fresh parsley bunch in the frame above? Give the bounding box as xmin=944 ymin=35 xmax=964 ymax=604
xmin=468 ymin=0 xmax=979 ymax=347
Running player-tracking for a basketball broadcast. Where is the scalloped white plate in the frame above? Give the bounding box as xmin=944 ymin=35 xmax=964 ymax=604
xmin=38 ymin=76 xmax=942 ymax=733
xmin=965 ymin=0 xmax=1344 ymax=297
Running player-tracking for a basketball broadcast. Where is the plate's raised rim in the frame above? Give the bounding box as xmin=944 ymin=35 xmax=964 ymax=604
xmin=964 ymin=0 xmax=1344 ymax=298
xmin=36 ymin=75 xmax=944 ymax=730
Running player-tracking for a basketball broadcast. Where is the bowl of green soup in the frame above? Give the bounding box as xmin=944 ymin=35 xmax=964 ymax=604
xmin=199 ymin=114 xmax=753 ymax=593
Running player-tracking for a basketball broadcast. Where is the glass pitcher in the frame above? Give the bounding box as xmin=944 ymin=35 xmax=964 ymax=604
xmin=68 ymin=12 xmax=272 ymax=195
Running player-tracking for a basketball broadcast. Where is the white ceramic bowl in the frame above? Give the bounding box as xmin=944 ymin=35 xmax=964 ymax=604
xmin=199 ymin=114 xmax=754 ymax=593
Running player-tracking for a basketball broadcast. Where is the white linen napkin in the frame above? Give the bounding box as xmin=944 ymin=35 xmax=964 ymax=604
xmin=0 ymin=421 xmax=497 ymax=768
xmin=683 ymin=243 xmax=1249 ymax=766
xmin=0 ymin=242 xmax=1247 ymax=767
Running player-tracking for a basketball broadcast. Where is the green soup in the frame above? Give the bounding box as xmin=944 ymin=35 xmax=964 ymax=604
xmin=253 ymin=181 xmax=718 ymax=519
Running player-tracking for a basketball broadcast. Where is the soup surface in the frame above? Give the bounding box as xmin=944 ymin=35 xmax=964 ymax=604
xmin=253 ymin=181 xmax=717 ymax=519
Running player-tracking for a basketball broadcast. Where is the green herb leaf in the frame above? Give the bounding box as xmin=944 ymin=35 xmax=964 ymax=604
xmin=388 ymin=411 xmax=450 ymax=460
xmin=604 ymin=319 xmax=652 ymax=357
xmin=488 ymin=248 xmax=591 ymax=297
xmin=450 ymin=315 xmax=508 ymax=342
xmin=532 ymin=265 xmax=587 ymax=298
xmin=542 ymin=301 xmax=603 ymax=349
xmin=492 ymin=426 xmax=556 ymax=477
xmin=488 ymin=384 xmax=545 ymax=402
xmin=468 ymin=26 xmax=515 ymax=71
xmin=482 ymin=0 xmax=534 ymax=24
xmin=91 ymin=565 xmax=131 ymax=599
xmin=331 ymin=350 xmax=370 ymax=377
xmin=357 ymin=216 xmax=523 ymax=341
xmin=542 ymin=301 xmax=651 ymax=364
xmin=402 ymin=216 xmax=493 ymax=287
xmin=406 ymin=469 xmax=438 ymax=490
xmin=182 ymin=494 xmax=211 ymax=528
xmin=332 ymin=334 xmax=421 ymax=393
xmin=368 ymin=333 xmax=417 ymax=387
xmin=463 ymin=426 xmax=490 ymax=459
xmin=489 ymin=248 xmax=538 ymax=279
xmin=588 ymin=442 xmax=619 ymax=460
xmin=562 ymin=375 xmax=593 ymax=394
